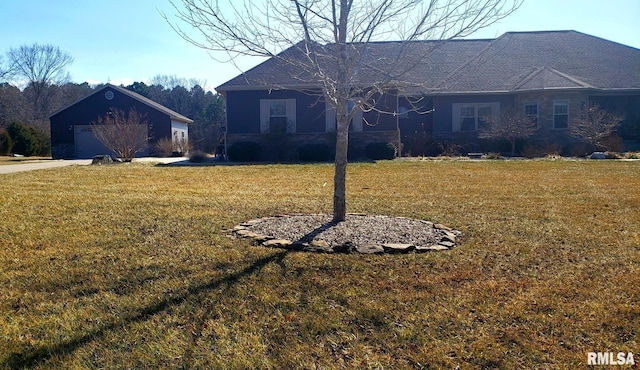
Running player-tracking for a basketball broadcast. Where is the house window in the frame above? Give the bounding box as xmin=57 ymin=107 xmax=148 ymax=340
xmin=260 ymin=99 xmax=296 ymax=133
xmin=524 ymin=101 xmax=538 ymax=127
xmin=452 ymin=102 xmax=500 ymax=132
xmin=460 ymin=105 xmax=476 ymax=131
xmin=553 ymin=100 xmax=568 ymax=129
xmin=477 ymin=105 xmax=492 ymax=127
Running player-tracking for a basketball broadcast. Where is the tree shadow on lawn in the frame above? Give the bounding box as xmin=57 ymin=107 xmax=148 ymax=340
xmin=3 ymin=250 xmax=288 ymax=369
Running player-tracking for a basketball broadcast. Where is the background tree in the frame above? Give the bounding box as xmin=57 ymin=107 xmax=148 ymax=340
xmin=124 ymin=81 xmax=226 ymax=153
xmin=186 ymin=85 xmax=226 ymax=153
xmin=56 ymin=82 xmax=94 ymax=109
xmin=126 ymin=81 xmax=152 ymax=97
xmin=150 ymin=74 xmax=204 ymax=91
xmin=570 ymin=104 xmax=623 ymax=151
xmin=0 ymin=56 xmax=11 ymax=81
xmin=0 ymin=83 xmax=27 ymax=128
xmin=91 ymin=108 xmax=150 ymax=161
xmin=6 ymin=44 xmax=73 ymax=128
xmin=166 ymin=0 xmax=522 ymax=222
xmin=0 ymin=128 xmax=12 ymax=155
xmin=6 ymin=122 xmax=50 ymax=156
xmin=478 ymin=106 xmax=538 ymax=156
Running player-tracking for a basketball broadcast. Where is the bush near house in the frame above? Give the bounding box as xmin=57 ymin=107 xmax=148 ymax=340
xmin=228 ymin=141 xmax=262 ymax=162
xmin=155 ymin=137 xmax=175 ymax=157
xmin=401 ymin=131 xmax=435 ymax=157
xmin=188 ymin=151 xmax=209 ymax=163
xmin=365 ymin=142 xmax=397 ymax=160
xmin=297 ymin=143 xmax=331 ymax=162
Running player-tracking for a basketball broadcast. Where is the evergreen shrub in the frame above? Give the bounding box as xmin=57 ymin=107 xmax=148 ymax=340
xmin=0 ymin=129 xmax=12 ymax=155
xmin=7 ymin=122 xmax=50 ymax=156
xmin=227 ymin=141 xmax=262 ymax=162
xmin=365 ymin=142 xmax=397 ymax=160
xmin=298 ymin=143 xmax=330 ymax=162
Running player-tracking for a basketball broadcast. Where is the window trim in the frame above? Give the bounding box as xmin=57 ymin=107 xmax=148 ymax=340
xmin=553 ymin=100 xmax=569 ymax=130
xmin=260 ymin=99 xmax=296 ymax=133
xmin=452 ymin=102 xmax=500 ymax=132
xmin=523 ymin=101 xmax=538 ymax=127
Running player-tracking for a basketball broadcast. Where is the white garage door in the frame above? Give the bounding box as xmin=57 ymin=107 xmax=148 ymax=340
xmin=75 ymin=125 xmax=113 ymax=159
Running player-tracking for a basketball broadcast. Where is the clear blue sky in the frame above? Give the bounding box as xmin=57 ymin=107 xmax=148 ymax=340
xmin=1 ymin=0 xmax=638 ymax=92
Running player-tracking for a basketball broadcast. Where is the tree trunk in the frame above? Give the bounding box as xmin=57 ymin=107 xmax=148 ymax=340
xmin=332 ymin=0 xmax=350 ymax=223
xmin=333 ymin=119 xmax=349 ymax=222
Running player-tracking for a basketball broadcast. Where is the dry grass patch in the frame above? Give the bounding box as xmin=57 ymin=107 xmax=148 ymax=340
xmin=0 ymin=160 xmax=638 ymax=368
xmin=0 ymin=156 xmax=52 ymax=165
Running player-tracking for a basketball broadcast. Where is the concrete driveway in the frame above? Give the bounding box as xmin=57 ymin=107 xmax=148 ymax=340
xmin=0 ymin=157 xmax=187 ymax=174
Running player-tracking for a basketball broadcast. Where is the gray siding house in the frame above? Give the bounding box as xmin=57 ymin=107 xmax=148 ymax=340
xmin=216 ymin=31 xmax=640 ymax=157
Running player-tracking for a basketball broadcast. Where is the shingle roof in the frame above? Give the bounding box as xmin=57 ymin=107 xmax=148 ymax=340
xmin=50 ymin=84 xmax=193 ymax=123
xmin=216 ymin=30 xmax=640 ymax=95
xmin=435 ymin=31 xmax=640 ymax=93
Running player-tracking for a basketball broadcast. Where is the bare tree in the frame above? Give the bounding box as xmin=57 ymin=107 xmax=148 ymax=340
xmin=6 ymin=44 xmax=73 ymax=123
xmin=91 ymin=108 xmax=150 ymax=161
xmin=150 ymin=74 xmax=205 ymax=90
xmin=0 ymin=83 xmax=27 ymax=128
xmin=570 ymin=104 xmax=623 ymax=151
xmin=479 ymin=106 xmax=538 ymax=156
xmin=0 ymin=56 xmax=12 ymax=81
xmin=165 ymin=0 xmax=521 ymax=222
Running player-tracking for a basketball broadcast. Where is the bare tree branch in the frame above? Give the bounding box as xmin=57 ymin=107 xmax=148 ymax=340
xmin=6 ymin=44 xmax=73 ymax=123
xmin=479 ymin=106 xmax=538 ymax=156
xmin=91 ymin=108 xmax=150 ymax=161
xmin=570 ymin=104 xmax=624 ymax=151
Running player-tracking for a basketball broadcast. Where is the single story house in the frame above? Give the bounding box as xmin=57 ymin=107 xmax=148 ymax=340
xmin=50 ymin=84 xmax=193 ymax=159
xmin=216 ymin=30 xmax=640 ymax=157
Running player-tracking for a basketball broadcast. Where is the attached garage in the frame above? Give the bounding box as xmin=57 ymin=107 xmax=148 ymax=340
xmin=49 ymin=84 xmax=192 ymax=159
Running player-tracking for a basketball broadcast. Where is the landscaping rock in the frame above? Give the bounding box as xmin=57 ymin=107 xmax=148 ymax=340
xmin=382 ymin=243 xmax=415 ymax=253
xmin=441 ymin=231 xmax=457 ymax=243
xmin=434 ymin=223 xmax=452 ymax=231
xmin=310 ymin=240 xmax=330 ymax=248
xmin=303 ymin=241 xmax=333 ymax=253
xmin=355 ymin=244 xmax=385 ymax=254
xmin=416 ymin=245 xmax=450 ymax=252
xmin=91 ymin=155 xmax=114 ymax=165
xmin=438 ymin=241 xmax=455 ymax=248
xmin=241 ymin=219 xmax=263 ymax=226
xmin=235 ymin=229 xmax=260 ymax=238
xmin=263 ymin=239 xmax=293 ymax=248
xmin=228 ymin=214 xmax=461 ymax=255
xmin=333 ymin=241 xmax=355 ymax=253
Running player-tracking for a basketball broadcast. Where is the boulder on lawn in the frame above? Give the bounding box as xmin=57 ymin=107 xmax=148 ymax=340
xmin=91 ymin=155 xmax=115 ymax=165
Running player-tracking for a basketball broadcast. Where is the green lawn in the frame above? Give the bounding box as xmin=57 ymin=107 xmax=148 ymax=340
xmin=0 ymin=160 xmax=638 ymax=368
